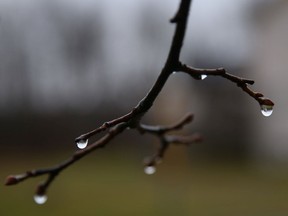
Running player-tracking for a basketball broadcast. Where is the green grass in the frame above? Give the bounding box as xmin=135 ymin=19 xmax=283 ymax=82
xmin=1 ymin=152 xmax=288 ymax=216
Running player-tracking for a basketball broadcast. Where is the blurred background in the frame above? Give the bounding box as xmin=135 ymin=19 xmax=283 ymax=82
xmin=1 ymin=0 xmax=287 ymax=215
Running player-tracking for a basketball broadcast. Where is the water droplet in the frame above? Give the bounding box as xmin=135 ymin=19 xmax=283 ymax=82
xmin=200 ymin=74 xmax=207 ymax=80
xmin=76 ymin=139 xmax=88 ymax=149
xmin=34 ymin=194 xmax=48 ymax=205
xmin=172 ymin=72 xmax=177 ymax=75
xmin=261 ymin=105 xmax=273 ymax=117
xmin=144 ymin=166 xmax=156 ymax=175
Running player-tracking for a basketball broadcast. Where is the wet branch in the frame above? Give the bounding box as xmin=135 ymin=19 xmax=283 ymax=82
xmin=138 ymin=112 xmax=194 ymax=135
xmin=5 ymin=122 xmax=128 ymax=195
xmin=178 ymin=63 xmax=274 ymax=108
xmin=5 ymin=0 xmax=274 ymax=204
xmin=139 ymin=113 xmax=202 ymax=168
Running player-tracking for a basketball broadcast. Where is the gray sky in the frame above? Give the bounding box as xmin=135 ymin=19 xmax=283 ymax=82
xmin=0 ymin=0 xmax=262 ymax=111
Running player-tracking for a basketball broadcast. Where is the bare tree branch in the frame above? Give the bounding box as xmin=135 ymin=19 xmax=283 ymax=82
xmin=178 ymin=63 xmax=274 ymax=108
xmin=5 ymin=0 xmax=274 ymax=204
xmin=138 ymin=112 xmax=194 ymax=135
xmin=139 ymin=113 xmax=202 ymax=169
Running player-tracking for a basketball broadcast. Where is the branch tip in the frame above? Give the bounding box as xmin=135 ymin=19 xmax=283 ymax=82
xmin=36 ymin=183 xmax=47 ymax=196
xmin=5 ymin=175 xmax=19 ymax=186
xmin=258 ymin=97 xmax=274 ymax=106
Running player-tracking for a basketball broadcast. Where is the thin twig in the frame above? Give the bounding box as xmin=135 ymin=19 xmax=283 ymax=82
xmin=140 ymin=113 xmax=202 ymax=168
xmin=138 ymin=113 xmax=193 ymax=135
xmin=6 ymin=122 xmax=128 ymax=189
xmin=179 ymin=63 xmax=274 ymax=107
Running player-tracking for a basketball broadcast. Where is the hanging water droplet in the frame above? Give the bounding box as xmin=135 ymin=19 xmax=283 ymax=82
xmin=34 ymin=194 xmax=48 ymax=205
xmin=76 ymin=139 xmax=88 ymax=149
xmin=200 ymin=74 xmax=207 ymax=80
xmin=261 ymin=105 xmax=273 ymax=117
xmin=144 ymin=166 xmax=156 ymax=175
